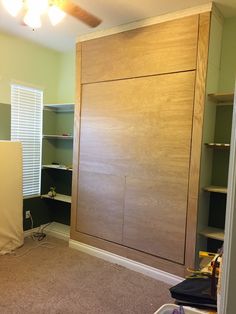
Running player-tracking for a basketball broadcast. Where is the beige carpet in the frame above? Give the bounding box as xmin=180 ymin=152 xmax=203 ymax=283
xmin=0 ymin=235 xmax=173 ymax=314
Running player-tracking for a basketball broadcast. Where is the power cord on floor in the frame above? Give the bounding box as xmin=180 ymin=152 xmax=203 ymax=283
xmin=28 ymin=212 xmax=52 ymax=241
xmin=7 ymin=214 xmax=56 ymax=258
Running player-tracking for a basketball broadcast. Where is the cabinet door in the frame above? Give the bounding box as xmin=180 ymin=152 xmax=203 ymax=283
xmin=77 ymin=71 xmax=195 ymax=261
xmin=77 ymin=170 xmax=125 ymax=243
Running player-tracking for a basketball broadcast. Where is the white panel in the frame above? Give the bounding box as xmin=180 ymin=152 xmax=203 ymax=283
xmin=0 ymin=141 xmax=24 ymax=254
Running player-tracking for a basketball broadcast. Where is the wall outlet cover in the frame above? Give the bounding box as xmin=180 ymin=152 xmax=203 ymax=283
xmin=25 ymin=210 xmax=31 ymax=219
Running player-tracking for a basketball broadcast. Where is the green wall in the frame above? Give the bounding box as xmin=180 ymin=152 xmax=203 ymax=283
xmin=0 ymin=31 xmax=75 ymax=104
xmin=0 ymin=32 xmax=59 ymax=104
xmin=0 ymin=31 xmax=75 ymax=140
xmin=57 ymin=51 xmax=75 ymax=104
xmin=0 ymin=31 xmax=75 ymax=229
xmin=219 ymin=17 xmax=236 ymax=92
xmin=0 ymin=103 xmax=10 ymax=139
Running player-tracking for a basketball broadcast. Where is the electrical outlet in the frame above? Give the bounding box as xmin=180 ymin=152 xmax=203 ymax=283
xmin=25 ymin=210 xmax=31 ymax=219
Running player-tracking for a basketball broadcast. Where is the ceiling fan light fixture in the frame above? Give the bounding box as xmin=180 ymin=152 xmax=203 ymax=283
xmin=48 ymin=5 xmax=66 ymax=26
xmin=27 ymin=0 xmax=48 ymax=14
xmin=23 ymin=10 xmax=42 ymax=29
xmin=2 ymin=0 xmax=23 ymax=17
xmin=2 ymin=0 xmax=101 ymax=29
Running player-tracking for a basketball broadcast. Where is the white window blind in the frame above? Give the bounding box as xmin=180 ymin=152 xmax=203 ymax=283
xmin=11 ymin=84 xmax=43 ymax=197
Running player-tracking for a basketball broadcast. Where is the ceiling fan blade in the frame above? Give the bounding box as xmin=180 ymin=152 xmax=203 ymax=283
xmin=55 ymin=0 xmax=102 ymax=27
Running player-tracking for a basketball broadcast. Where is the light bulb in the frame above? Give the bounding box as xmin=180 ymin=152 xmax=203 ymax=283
xmin=48 ymin=5 xmax=66 ymax=26
xmin=27 ymin=0 xmax=48 ymax=14
xmin=2 ymin=0 xmax=23 ymax=17
xmin=24 ymin=10 xmax=41 ymax=29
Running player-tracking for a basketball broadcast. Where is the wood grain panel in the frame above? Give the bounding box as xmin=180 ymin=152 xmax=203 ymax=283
xmin=78 ymin=71 xmax=195 ymax=261
xmin=80 ymin=71 xmax=195 ymax=181
xmin=76 ymin=170 xmax=125 ymax=243
xmin=123 ymin=177 xmax=188 ymax=264
xmin=81 ymin=15 xmax=199 ymax=83
xmin=185 ymin=12 xmax=211 ymax=269
xmin=71 ymin=11 xmax=212 ymax=275
xmin=70 ymin=43 xmax=82 ymax=236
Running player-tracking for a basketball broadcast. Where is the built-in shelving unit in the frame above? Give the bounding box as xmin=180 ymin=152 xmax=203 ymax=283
xmin=199 ymin=91 xmax=233 ymax=250
xmin=203 ymin=185 xmax=227 ymax=194
xmin=208 ymin=92 xmax=234 ymax=104
xmin=41 ymin=193 xmax=71 ymax=203
xmin=41 ymin=102 xmax=74 ymax=226
xmin=200 ymin=227 xmax=224 ymax=241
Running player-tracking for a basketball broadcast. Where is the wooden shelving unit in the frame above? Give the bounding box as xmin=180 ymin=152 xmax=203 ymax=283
xmin=205 ymin=143 xmax=230 ymax=149
xmin=43 ymin=135 xmax=73 ymax=140
xmin=208 ymin=92 xmax=234 ymax=104
xmin=42 ymin=165 xmax=72 ymax=171
xmin=41 ymin=193 xmax=71 ymax=204
xmin=200 ymin=227 xmax=224 ymax=241
xmin=203 ymin=185 xmax=227 ymax=194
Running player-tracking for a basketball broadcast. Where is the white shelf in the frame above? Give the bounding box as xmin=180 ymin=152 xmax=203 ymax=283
xmin=203 ymin=185 xmax=227 ymax=194
xmin=208 ymin=92 xmax=234 ymax=104
xmin=43 ymin=134 xmax=73 ymax=140
xmin=44 ymin=103 xmax=74 ymax=112
xmin=200 ymin=227 xmax=224 ymax=241
xmin=205 ymin=143 xmax=230 ymax=149
xmin=41 ymin=193 xmax=71 ymax=203
xmin=42 ymin=165 xmax=72 ymax=171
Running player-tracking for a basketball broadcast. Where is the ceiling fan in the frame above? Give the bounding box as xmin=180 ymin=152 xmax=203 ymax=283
xmin=1 ymin=0 xmax=102 ymax=29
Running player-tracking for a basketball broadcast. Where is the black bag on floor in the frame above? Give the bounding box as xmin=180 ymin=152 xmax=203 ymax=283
xmin=169 ymin=278 xmax=217 ymax=308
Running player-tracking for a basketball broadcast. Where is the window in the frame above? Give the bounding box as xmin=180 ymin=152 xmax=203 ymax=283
xmin=11 ymin=84 xmax=43 ymax=197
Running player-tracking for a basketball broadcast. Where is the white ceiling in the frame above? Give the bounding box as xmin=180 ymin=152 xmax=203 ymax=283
xmin=0 ymin=0 xmax=236 ymax=52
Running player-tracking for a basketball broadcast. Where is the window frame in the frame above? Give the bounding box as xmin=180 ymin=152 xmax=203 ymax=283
xmin=10 ymin=84 xmax=43 ymax=198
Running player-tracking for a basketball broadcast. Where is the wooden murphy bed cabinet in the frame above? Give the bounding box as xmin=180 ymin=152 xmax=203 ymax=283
xmin=71 ymin=12 xmax=211 ymax=276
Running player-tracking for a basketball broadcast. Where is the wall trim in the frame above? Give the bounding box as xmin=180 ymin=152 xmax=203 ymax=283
xmin=77 ymin=3 xmax=213 ymax=43
xmin=25 ymin=224 xmax=183 ymax=285
xmin=69 ymin=239 xmax=183 ymax=286
xmin=45 ymin=225 xmax=70 ymax=241
xmin=24 ymin=225 xmax=46 ymax=238
xmin=24 ymin=222 xmax=70 ymax=241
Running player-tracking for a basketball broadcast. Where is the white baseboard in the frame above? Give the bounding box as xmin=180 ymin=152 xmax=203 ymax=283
xmin=24 ymin=222 xmax=70 ymax=241
xmin=25 ymin=223 xmax=183 ymax=285
xmin=69 ymin=239 xmax=183 ymax=286
xmin=24 ymin=224 xmax=48 ymax=238
xmin=46 ymin=222 xmax=70 ymax=241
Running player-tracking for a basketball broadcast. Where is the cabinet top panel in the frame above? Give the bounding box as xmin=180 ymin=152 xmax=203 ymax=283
xmin=81 ymin=15 xmax=199 ymax=84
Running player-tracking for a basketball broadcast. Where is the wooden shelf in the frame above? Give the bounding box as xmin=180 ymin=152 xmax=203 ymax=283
xmin=44 ymin=103 xmax=74 ymax=112
xmin=41 ymin=193 xmax=71 ymax=203
xmin=208 ymin=92 xmax=234 ymax=104
xmin=200 ymin=227 xmax=224 ymax=241
xmin=42 ymin=165 xmax=72 ymax=171
xmin=203 ymin=185 xmax=227 ymax=194
xmin=43 ymin=135 xmax=73 ymax=140
xmin=205 ymin=143 xmax=230 ymax=149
